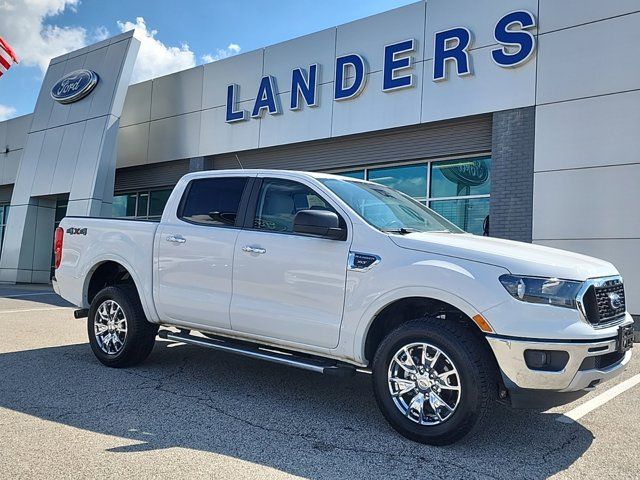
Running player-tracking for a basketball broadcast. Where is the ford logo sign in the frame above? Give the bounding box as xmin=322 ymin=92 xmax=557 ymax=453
xmin=50 ymin=69 xmax=99 ymax=104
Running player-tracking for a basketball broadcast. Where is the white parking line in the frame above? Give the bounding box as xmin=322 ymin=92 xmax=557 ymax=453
xmin=557 ymin=372 xmax=640 ymax=424
xmin=1 ymin=292 xmax=57 ymax=298
xmin=0 ymin=307 xmax=70 ymax=314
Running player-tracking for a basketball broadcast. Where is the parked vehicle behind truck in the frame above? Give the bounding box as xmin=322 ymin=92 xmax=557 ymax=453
xmin=53 ymin=170 xmax=634 ymax=445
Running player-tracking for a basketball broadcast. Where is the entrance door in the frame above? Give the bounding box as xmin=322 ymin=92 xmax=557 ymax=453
xmin=154 ymin=175 xmax=250 ymax=330
xmin=230 ymin=177 xmax=351 ymax=349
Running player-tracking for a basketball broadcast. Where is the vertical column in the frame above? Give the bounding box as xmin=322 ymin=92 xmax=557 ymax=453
xmin=489 ymin=107 xmax=535 ymax=243
xmin=188 ymin=156 xmax=213 ymax=172
xmin=0 ymin=197 xmax=55 ymax=283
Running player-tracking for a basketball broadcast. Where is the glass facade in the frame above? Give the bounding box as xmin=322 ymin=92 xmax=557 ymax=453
xmin=112 ymin=188 xmax=173 ymax=220
xmin=335 ymin=156 xmax=491 ymax=235
xmin=367 ymin=164 xmax=428 ymax=202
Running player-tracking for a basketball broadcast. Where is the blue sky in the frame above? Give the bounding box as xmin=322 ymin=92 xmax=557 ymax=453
xmin=0 ymin=0 xmax=415 ymax=120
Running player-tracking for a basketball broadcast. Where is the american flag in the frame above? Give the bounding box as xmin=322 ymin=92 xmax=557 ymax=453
xmin=0 ymin=37 xmax=19 ymax=78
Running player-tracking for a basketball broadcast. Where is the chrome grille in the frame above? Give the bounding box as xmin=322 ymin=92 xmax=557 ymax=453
xmin=594 ymin=283 xmax=625 ymax=322
xmin=577 ymin=276 xmax=626 ymax=326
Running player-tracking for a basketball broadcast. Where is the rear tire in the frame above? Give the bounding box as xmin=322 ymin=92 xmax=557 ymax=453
xmin=372 ymin=316 xmax=496 ymax=445
xmin=88 ymin=285 xmax=158 ymax=368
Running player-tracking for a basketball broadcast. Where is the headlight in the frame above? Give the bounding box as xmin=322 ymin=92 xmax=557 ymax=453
xmin=499 ymin=274 xmax=582 ymax=309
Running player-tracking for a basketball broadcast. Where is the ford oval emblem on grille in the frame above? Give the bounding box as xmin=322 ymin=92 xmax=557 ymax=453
xmin=608 ymin=292 xmax=623 ymax=310
xmin=50 ymin=69 xmax=99 ymax=104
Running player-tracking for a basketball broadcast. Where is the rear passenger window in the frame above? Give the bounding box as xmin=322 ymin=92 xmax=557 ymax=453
xmin=180 ymin=177 xmax=248 ymax=227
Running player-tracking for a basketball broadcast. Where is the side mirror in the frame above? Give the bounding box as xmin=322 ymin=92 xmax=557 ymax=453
xmin=293 ymin=210 xmax=346 ymax=240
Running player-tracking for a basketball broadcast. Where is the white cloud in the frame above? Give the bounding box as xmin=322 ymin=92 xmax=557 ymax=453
xmin=118 ymin=17 xmax=196 ymax=83
xmin=202 ymin=43 xmax=241 ymax=63
xmin=0 ymin=105 xmax=17 ymax=121
xmin=93 ymin=25 xmax=110 ymax=42
xmin=0 ymin=0 xmax=89 ymax=72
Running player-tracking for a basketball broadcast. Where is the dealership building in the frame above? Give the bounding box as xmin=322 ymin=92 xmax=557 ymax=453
xmin=0 ymin=1 xmax=638 ymax=322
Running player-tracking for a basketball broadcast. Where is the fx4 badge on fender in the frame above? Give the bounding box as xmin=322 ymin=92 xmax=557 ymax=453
xmin=66 ymin=227 xmax=87 ymax=235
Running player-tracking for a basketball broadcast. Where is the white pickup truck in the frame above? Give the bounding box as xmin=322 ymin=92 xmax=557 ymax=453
xmin=53 ymin=169 xmax=634 ymax=445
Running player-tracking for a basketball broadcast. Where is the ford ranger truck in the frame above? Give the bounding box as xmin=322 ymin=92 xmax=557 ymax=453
xmin=53 ymin=170 xmax=634 ymax=445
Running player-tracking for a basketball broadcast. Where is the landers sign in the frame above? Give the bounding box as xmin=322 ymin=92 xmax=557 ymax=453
xmin=226 ymin=10 xmax=536 ymax=123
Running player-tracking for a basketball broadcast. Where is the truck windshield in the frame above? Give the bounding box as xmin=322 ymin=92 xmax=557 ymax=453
xmin=321 ymin=178 xmax=463 ymax=234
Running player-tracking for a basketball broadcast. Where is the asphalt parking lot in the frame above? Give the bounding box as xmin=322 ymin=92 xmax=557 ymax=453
xmin=0 ymin=285 xmax=638 ymax=479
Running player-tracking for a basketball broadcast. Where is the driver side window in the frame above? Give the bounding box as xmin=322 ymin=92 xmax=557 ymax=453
xmin=254 ymin=178 xmax=334 ymax=233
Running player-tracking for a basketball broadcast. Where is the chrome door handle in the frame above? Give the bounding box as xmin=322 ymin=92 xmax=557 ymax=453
xmin=242 ymin=246 xmax=266 ymax=254
xmin=166 ymin=234 xmax=186 ymax=244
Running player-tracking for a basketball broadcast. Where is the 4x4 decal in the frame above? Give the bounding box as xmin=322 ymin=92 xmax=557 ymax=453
xmin=66 ymin=227 xmax=87 ymax=235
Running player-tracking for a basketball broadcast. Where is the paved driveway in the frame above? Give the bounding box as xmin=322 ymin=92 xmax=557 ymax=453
xmin=0 ymin=285 xmax=638 ymax=479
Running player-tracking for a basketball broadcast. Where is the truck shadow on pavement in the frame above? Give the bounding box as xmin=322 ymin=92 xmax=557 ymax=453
xmin=0 ymin=340 xmax=593 ymax=479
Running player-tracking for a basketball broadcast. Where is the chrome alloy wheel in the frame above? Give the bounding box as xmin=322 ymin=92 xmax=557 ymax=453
xmin=388 ymin=342 xmax=462 ymax=425
xmin=94 ymin=299 xmax=128 ymax=355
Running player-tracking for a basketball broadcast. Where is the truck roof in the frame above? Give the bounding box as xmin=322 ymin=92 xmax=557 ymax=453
xmin=180 ymin=169 xmax=361 ymax=182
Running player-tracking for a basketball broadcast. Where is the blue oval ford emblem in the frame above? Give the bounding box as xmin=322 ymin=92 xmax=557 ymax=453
xmin=50 ymin=69 xmax=99 ymax=104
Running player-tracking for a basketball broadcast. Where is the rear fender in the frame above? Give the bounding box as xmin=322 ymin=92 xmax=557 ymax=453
xmin=82 ymin=254 xmax=160 ymax=323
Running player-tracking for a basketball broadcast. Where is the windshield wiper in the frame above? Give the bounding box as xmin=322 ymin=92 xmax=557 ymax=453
xmin=383 ymin=227 xmax=418 ymax=235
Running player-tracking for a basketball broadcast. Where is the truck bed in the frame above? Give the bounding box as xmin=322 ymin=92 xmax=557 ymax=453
xmin=54 ymin=216 xmax=160 ymax=319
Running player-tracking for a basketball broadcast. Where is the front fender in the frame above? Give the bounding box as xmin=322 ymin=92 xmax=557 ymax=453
xmin=339 ymin=250 xmax=511 ymax=365
xmin=350 ymin=286 xmax=484 ymax=364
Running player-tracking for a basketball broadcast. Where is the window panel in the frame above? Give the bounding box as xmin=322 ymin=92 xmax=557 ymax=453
xmin=368 ymin=164 xmax=428 ymax=201
xmin=136 ymin=193 xmax=149 ymax=218
xmin=180 ymin=178 xmax=247 ymax=226
xmin=429 ymin=197 xmax=489 ymax=235
xmin=430 ymin=157 xmax=491 ymax=198
xmin=338 ymin=170 xmax=365 ymax=180
xmin=112 ymin=194 xmax=136 ymax=218
xmin=255 ymin=178 xmax=333 ymax=233
xmin=149 ymin=189 xmax=172 ymax=218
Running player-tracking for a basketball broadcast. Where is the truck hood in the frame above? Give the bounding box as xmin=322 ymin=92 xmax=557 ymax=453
xmin=389 ymin=232 xmax=617 ymax=281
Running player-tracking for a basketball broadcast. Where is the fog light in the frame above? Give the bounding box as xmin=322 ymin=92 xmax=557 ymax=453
xmin=524 ymin=349 xmax=569 ymax=372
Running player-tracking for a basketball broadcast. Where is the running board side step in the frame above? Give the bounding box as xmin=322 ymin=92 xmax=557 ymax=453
xmin=158 ymin=329 xmax=356 ymax=377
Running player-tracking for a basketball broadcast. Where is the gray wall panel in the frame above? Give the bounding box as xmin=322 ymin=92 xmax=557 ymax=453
xmin=117 ymin=123 xmax=150 ymax=167
xmin=151 ymin=66 xmax=203 ymax=120
xmin=2 ymin=150 xmax=21 ymax=185
xmin=539 ymin=0 xmax=640 ymax=33
xmin=213 ymin=114 xmax=491 ymax=171
xmin=120 ymin=81 xmax=152 ymax=127
xmin=5 ymin=114 xmax=31 ymax=151
xmin=537 ymin=13 xmax=640 ymax=104
xmin=148 ymin=112 xmax=201 ymax=163
xmin=535 ymin=90 xmax=640 ymax=172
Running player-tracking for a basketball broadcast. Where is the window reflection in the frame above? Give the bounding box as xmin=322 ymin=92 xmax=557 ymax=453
xmin=368 ymin=164 xmax=428 ymax=202
xmin=429 ymin=198 xmax=489 ymax=235
xmin=430 ymin=157 xmax=491 ymax=198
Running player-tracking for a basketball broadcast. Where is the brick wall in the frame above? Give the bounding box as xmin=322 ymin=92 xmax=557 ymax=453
xmin=490 ymin=107 xmax=536 ymax=243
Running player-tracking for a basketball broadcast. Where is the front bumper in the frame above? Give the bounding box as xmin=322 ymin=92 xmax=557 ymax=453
xmin=487 ymin=325 xmax=632 ymax=407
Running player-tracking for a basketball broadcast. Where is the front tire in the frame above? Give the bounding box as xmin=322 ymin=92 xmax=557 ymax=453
xmin=372 ymin=317 xmax=496 ymax=445
xmin=88 ymin=285 xmax=158 ymax=368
